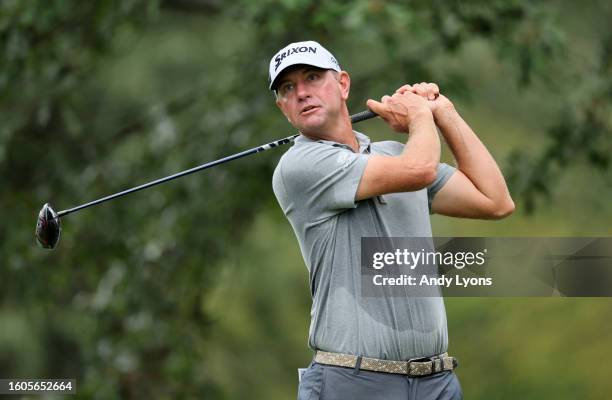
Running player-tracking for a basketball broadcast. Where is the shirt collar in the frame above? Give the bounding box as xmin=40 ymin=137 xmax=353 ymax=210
xmin=295 ymin=130 xmax=371 ymax=153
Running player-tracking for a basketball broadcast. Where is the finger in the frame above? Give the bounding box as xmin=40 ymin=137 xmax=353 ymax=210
xmin=393 ymin=91 xmax=418 ymax=101
xmin=366 ymin=99 xmax=387 ymax=115
xmin=422 ymin=83 xmax=437 ymax=100
xmin=395 ymin=84 xmax=413 ymax=94
xmin=427 ymin=85 xmax=435 ymax=101
xmin=432 ymin=83 xmax=440 ymax=98
xmin=413 ymin=83 xmax=428 ymax=98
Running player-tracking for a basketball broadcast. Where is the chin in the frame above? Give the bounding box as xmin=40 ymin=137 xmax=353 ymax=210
xmin=296 ymin=116 xmax=326 ymax=134
xmin=298 ymin=124 xmax=325 ymax=137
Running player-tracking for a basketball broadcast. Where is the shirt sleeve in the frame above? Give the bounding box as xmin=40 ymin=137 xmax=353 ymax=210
xmin=273 ymin=143 xmax=368 ymax=223
xmin=427 ymin=163 xmax=456 ymax=213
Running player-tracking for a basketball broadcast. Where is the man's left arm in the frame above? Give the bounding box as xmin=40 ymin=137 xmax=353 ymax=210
xmin=400 ymin=83 xmax=515 ymax=219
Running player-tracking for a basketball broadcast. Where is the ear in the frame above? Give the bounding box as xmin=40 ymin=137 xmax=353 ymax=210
xmin=338 ymin=71 xmax=351 ymax=101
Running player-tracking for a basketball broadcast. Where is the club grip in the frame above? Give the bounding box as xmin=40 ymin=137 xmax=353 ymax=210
xmin=350 ymin=109 xmax=378 ymax=124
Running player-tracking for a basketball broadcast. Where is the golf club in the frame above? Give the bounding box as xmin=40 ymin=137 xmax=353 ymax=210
xmin=35 ymin=109 xmax=378 ymax=249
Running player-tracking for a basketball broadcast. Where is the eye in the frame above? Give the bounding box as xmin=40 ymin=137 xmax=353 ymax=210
xmin=278 ymin=82 xmax=294 ymax=96
xmin=307 ymin=72 xmax=320 ymax=81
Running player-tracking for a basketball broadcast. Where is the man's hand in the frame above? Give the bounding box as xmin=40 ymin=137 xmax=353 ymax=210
xmin=395 ymin=83 xmax=456 ymax=121
xmin=366 ymin=91 xmax=432 ymax=133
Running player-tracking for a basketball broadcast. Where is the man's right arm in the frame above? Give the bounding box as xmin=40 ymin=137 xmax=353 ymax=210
xmin=355 ymin=92 xmax=441 ymax=201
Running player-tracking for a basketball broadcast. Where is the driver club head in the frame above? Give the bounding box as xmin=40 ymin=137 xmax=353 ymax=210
xmin=35 ymin=203 xmax=61 ymax=249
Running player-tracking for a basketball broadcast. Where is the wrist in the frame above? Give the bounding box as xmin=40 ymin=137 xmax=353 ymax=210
xmin=433 ymin=106 xmax=458 ymax=125
xmin=410 ymin=108 xmax=433 ymax=123
xmin=407 ymin=109 xmax=435 ymax=133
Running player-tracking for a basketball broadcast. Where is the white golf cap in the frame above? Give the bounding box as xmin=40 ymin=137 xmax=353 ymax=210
xmin=269 ymin=40 xmax=341 ymax=90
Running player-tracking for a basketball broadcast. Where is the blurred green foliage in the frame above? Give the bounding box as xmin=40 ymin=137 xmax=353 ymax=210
xmin=0 ymin=0 xmax=611 ymax=399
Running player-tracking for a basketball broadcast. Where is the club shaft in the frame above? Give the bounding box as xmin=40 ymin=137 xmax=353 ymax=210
xmin=56 ymin=109 xmax=377 ymax=218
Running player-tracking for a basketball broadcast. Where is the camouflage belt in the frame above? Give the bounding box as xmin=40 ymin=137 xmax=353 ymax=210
xmin=314 ymin=350 xmax=458 ymax=376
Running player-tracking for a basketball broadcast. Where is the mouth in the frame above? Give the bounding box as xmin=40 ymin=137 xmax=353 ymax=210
xmin=300 ymin=105 xmax=320 ymax=115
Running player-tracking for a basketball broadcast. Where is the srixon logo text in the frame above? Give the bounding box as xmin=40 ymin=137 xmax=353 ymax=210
xmin=274 ymin=46 xmax=317 ymax=71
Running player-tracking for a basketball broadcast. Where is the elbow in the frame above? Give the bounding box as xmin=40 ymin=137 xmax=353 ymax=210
xmin=421 ymin=165 xmax=438 ymax=187
xmin=391 ymin=161 xmax=438 ymax=192
xmin=403 ymin=163 xmax=437 ymax=190
xmin=490 ymin=198 xmax=515 ymax=220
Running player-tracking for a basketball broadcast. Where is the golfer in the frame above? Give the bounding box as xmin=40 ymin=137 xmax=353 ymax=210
xmin=270 ymin=41 xmax=514 ymax=400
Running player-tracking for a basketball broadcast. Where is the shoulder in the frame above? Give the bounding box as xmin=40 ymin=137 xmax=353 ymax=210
xmin=272 ymin=141 xmax=327 ymax=192
xmin=275 ymin=140 xmax=353 ymax=175
xmin=272 ymin=139 xmax=365 ymax=193
xmin=371 ymin=140 xmax=404 ymax=156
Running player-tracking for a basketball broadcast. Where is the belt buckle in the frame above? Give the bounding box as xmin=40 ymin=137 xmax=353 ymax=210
xmin=407 ymin=357 xmax=435 ymax=377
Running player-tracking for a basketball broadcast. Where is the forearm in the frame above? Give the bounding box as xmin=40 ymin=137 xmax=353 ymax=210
xmin=402 ymin=111 xmax=441 ymax=174
xmin=355 ymin=112 xmax=441 ymax=199
xmin=435 ymin=109 xmax=512 ymax=204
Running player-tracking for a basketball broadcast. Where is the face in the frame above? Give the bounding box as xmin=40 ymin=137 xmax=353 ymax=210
xmin=274 ymin=65 xmax=350 ymax=136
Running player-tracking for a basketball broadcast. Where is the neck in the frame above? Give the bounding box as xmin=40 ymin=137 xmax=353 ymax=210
xmin=301 ymin=106 xmax=359 ymax=152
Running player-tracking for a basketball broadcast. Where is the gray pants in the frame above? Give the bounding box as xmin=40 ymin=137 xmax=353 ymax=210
xmin=298 ymin=361 xmax=462 ymax=400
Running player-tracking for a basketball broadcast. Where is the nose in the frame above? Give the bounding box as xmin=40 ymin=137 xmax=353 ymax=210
xmin=295 ymin=80 xmax=310 ymax=101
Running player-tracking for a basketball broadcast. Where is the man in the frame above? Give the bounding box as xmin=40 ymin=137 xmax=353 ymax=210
xmin=270 ymin=40 xmax=514 ymax=400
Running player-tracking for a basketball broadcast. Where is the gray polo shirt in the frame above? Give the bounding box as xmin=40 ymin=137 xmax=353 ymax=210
xmin=272 ymin=131 xmax=456 ymax=360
